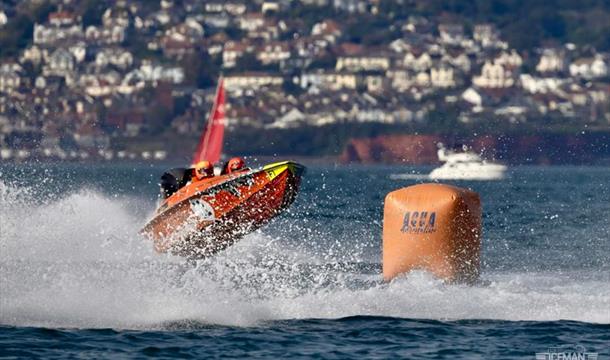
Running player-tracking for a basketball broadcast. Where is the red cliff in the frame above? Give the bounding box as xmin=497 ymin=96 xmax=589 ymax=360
xmin=340 ymin=133 xmax=610 ymax=165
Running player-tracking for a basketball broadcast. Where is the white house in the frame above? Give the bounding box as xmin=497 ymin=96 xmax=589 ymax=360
xmin=430 ymin=66 xmax=456 ymax=88
xmin=519 ymin=74 xmax=565 ymax=94
xmin=257 ymin=42 xmax=291 ymax=65
xmin=442 ymin=51 xmax=471 ymax=72
xmin=332 ymin=0 xmax=369 ymax=14
xmin=224 ymin=72 xmax=284 ymax=91
xmin=472 ymin=61 xmax=515 ymax=88
xmin=20 ymin=45 xmax=46 ymax=65
xmin=438 ymin=24 xmax=464 ymax=44
xmin=402 ymin=50 xmax=432 ymax=71
xmin=34 ymin=23 xmax=83 ymax=45
xmin=68 ymin=42 xmax=87 ymax=63
xmin=262 ymin=1 xmax=281 ymax=13
xmin=48 ymin=11 xmax=78 ymax=26
xmin=201 ymin=13 xmax=229 ymax=29
xmin=102 ymin=7 xmax=130 ymax=28
xmin=0 ymin=63 xmax=23 ymax=93
xmin=392 ymin=107 xmax=414 ymax=123
xmin=95 ymin=48 xmax=134 ymax=69
xmin=462 ymin=87 xmax=483 ymax=111
xmin=569 ymin=55 xmax=608 ymax=79
xmin=414 ymin=71 xmax=430 ymax=86
xmin=389 ymin=39 xmax=410 ymax=53
xmin=78 ymin=75 xmax=116 ymax=97
xmin=401 ymin=15 xmax=430 ymax=34
xmin=85 ymin=24 xmax=126 ymax=44
xmin=166 ymin=19 xmax=205 ymax=42
xmin=365 ymin=75 xmax=386 ymax=93
xmin=494 ymin=50 xmax=523 ymax=68
xmin=354 ymin=107 xmax=393 ymax=124
xmin=311 ymin=19 xmax=342 ymax=44
xmin=222 ymin=41 xmax=253 ymax=68
xmin=80 ymin=73 xmax=120 ymax=97
xmin=494 ymin=105 xmax=527 ymax=118
xmin=266 ymin=108 xmax=306 ymax=129
xmin=205 ymin=2 xmax=247 ymax=15
xmin=239 ymin=13 xmax=265 ymax=32
xmin=536 ymin=48 xmax=566 ymax=73
xmin=248 ymin=19 xmax=283 ymax=40
xmin=294 ymin=36 xmax=329 ymax=58
xmin=43 ymin=48 xmax=75 ymax=79
xmin=473 ymin=24 xmax=502 ymax=48
xmin=124 ymin=61 xmax=185 ymax=84
xmin=335 ymin=54 xmax=391 ymax=72
xmin=299 ymin=72 xmax=358 ymax=90
xmin=386 ymin=69 xmax=412 ymax=91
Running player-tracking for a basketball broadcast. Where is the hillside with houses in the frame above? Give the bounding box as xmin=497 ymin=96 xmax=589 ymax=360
xmin=0 ymin=0 xmax=609 ymax=162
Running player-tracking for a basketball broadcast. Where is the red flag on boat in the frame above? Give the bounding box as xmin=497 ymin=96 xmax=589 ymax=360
xmin=192 ymin=77 xmax=225 ymax=165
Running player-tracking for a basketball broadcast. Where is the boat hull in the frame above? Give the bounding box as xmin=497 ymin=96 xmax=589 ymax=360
xmin=141 ymin=161 xmax=304 ymax=258
xmin=429 ymin=163 xmax=507 ymax=180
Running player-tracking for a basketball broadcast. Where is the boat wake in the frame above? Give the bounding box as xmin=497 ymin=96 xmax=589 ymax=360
xmin=1 ymin=182 xmax=608 ymax=329
xmin=389 ymin=173 xmax=430 ymax=181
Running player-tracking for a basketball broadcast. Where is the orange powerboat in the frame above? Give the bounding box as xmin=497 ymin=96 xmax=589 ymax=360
xmin=142 ymin=161 xmax=304 ymax=258
xmin=141 ymin=77 xmax=305 ymax=258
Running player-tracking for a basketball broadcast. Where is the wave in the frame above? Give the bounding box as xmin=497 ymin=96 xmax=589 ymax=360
xmin=0 ymin=181 xmax=608 ymax=329
xmin=389 ymin=173 xmax=430 ymax=180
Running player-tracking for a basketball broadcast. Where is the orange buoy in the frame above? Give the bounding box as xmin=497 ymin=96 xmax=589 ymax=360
xmin=383 ymin=183 xmax=481 ymax=283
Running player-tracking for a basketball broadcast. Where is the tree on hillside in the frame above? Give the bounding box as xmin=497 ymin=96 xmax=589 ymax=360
xmin=0 ymin=2 xmax=54 ymax=58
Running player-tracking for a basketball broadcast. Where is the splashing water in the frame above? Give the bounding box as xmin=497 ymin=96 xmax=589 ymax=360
xmin=0 ymin=167 xmax=609 ymax=330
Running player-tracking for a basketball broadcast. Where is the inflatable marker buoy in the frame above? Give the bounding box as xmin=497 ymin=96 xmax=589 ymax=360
xmin=383 ymin=183 xmax=481 ymax=283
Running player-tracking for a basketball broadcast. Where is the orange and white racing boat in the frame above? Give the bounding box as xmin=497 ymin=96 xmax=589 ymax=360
xmin=141 ymin=78 xmax=305 ymax=258
xmin=142 ymin=161 xmax=304 ymax=258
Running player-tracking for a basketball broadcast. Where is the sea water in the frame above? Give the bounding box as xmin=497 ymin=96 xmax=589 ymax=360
xmin=0 ymin=163 xmax=608 ymax=358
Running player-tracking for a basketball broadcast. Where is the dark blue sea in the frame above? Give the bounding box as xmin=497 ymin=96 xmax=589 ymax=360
xmin=1 ymin=163 xmax=609 ymax=359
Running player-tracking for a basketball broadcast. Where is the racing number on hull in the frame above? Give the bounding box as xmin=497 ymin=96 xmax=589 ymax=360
xmin=265 ymin=166 xmax=287 ymax=181
xmin=189 ymin=198 xmax=215 ymax=220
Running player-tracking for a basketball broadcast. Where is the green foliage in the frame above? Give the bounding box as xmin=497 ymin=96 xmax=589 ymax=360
xmin=279 ymin=4 xmax=337 ymax=30
xmin=308 ymin=55 xmax=336 ymax=70
xmin=233 ymin=53 xmax=278 ymax=73
xmin=173 ymin=95 xmax=191 ymax=117
xmin=0 ymin=15 xmax=31 ymax=58
xmin=0 ymin=2 xmax=54 ymax=58
xmin=224 ymin=26 xmax=246 ymax=41
xmin=179 ymin=53 xmax=221 ymax=89
xmin=123 ymin=33 xmax=160 ymax=59
xmin=79 ymin=0 xmax=105 ymax=27
xmin=282 ymin=80 xmax=303 ymax=96
xmin=145 ymin=104 xmax=173 ymax=135
xmin=374 ymin=0 xmax=610 ymax=50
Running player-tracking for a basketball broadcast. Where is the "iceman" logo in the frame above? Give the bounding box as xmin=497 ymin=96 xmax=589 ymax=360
xmin=400 ymin=211 xmax=437 ymax=234
xmin=535 ymin=345 xmax=598 ymax=360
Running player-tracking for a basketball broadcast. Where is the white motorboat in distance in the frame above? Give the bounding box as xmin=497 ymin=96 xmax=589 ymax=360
xmin=428 ymin=144 xmax=507 ymax=180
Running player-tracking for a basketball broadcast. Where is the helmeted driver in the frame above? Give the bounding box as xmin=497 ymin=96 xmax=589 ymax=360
xmin=222 ymin=157 xmax=246 ymax=174
xmin=193 ymin=160 xmax=214 ymax=181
